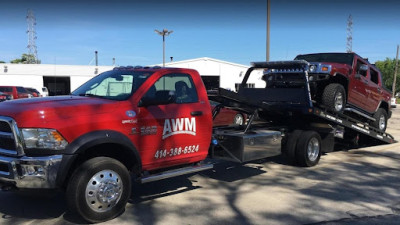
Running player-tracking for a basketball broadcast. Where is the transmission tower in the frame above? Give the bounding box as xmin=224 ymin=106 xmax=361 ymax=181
xmin=26 ymin=9 xmax=38 ymax=63
xmin=346 ymin=14 xmax=353 ymax=53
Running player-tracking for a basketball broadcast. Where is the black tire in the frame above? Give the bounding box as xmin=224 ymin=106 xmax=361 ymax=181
xmin=66 ymin=157 xmax=131 ymax=223
xmin=322 ymin=83 xmax=346 ymax=113
xmin=295 ymin=131 xmax=322 ymax=167
xmin=233 ymin=113 xmax=244 ymax=125
xmin=281 ymin=130 xmax=302 ymax=165
xmin=370 ymin=108 xmax=388 ymax=132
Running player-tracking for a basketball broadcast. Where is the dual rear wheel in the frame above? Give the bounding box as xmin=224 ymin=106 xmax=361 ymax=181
xmin=283 ymin=130 xmax=322 ymax=167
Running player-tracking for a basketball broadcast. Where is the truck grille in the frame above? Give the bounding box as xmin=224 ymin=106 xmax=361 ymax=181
xmin=0 ymin=117 xmax=23 ymax=156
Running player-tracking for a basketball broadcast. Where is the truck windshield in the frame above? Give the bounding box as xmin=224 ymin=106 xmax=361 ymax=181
xmin=295 ymin=53 xmax=354 ymax=66
xmin=71 ymin=70 xmax=153 ymax=100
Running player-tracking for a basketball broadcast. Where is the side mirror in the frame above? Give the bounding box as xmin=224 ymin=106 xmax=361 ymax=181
xmin=359 ymin=64 xmax=368 ymax=72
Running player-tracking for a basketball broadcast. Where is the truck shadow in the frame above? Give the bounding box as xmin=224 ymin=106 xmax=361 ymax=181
xmin=0 ymin=190 xmax=68 ymax=224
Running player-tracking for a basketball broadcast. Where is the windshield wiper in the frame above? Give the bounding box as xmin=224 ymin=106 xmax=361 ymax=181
xmin=78 ymin=93 xmax=105 ymax=98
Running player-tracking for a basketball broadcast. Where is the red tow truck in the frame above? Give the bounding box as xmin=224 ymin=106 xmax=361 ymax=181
xmin=0 ymin=64 xmax=395 ymax=222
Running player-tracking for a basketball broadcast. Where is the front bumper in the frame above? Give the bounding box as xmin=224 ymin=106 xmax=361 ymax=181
xmin=0 ymin=155 xmax=62 ymax=189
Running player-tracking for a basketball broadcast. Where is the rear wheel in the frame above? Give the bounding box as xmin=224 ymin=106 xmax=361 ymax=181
xmin=233 ymin=113 xmax=244 ymax=125
xmin=322 ymin=83 xmax=346 ymax=113
xmin=371 ymin=108 xmax=388 ymax=132
xmin=66 ymin=157 xmax=131 ymax=223
xmin=295 ymin=131 xmax=322 ymax=167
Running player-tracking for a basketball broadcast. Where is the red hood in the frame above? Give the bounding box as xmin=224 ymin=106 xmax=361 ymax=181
xmin=0 ymin=96 xmax=119 ymax=127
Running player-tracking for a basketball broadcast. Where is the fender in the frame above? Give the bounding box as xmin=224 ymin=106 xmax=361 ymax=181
xmin=56 ymin=130 xmax=142 ymax=187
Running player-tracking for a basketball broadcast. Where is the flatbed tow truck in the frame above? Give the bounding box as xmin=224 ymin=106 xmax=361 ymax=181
xmin=0 ymin=61 xmax=395 ymax=222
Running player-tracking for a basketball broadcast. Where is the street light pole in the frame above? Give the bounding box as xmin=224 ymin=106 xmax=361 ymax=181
xmin=266 ymin=0 xmax=270 ymax=61
xmin=155 ymin=29 xmax=173 ymax=67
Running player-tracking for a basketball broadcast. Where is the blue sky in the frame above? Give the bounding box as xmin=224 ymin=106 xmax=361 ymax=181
xmin=1 ymin=0 xmax=399 ymax=66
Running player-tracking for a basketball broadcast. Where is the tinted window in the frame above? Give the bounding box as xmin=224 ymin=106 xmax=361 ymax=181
xmin=295 ymin=53 xmax=354 ymax=66
xmin=141 ymin=73 xmax=198 ymax=105
xmin=0 ymin=87 xmax=12 ymax=92
xmin=370 ymin=68 xmax=379 ymax=84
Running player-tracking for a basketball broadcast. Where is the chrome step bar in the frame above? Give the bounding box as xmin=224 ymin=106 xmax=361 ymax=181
xmin=140 ymin=163 xmax=214 ymax=184
xmin=344 ymin=108 xmax=376 ymax=121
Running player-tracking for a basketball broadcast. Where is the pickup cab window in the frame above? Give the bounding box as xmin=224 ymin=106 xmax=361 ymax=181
xmin=141 ymin=73 xmax=198 ymax=105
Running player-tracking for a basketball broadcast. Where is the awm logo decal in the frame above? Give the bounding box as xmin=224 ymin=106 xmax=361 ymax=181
xmin=162 ymin=117 xmax=196 ymax=139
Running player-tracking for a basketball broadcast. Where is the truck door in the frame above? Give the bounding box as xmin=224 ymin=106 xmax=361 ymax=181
xmin=366 ymin=67 xmax=382 ymax=113
xmin=136 ymin=72 xmax=211 ymax=170
xmin=348 ymin=60 xmax=368 ymax=109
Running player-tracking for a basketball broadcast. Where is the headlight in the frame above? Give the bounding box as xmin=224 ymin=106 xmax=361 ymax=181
xmin=21 ymin=128 xmax=68 ymax=150
xmin=309 ymin=65 xmax=316 ymax=72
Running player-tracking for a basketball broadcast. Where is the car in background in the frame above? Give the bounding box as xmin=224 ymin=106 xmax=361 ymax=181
xmin=391 ymin=97 xmax=397 ymax=108
xmin=25 ymin=87 xmax=41 ymax=97
xmin=210 ymin=100 xmax=247 ymax=126
xmin=0 ymin=91 xmax=13 ymax=102
xmin=41 ymin=87 xmax=49 ymax=97
xmin=0 ymin=86 xmax=32 ymax=99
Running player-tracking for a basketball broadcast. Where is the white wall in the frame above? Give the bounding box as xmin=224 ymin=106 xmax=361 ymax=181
xmin=0 ymin=64 xmax=113 ymax=92
xmin=164 ymin=58 xmax=255 ymax=91
xmin=0 ymin=58 xmax=264 ymax=95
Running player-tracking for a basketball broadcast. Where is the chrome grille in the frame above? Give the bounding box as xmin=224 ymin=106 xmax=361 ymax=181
xmin=0 ymin=116 xmax=24 ymax=156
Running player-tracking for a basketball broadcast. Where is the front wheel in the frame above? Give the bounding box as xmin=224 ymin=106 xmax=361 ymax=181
xmin=295 ymin=131 xmax=322 ymax=167
xmin=322 ymin=83 xmax=346 ymax=113
xmin=371 ymin=108 xmax=388 ymax=132
xmin=66 ymin=157 xmax=131 ymax=223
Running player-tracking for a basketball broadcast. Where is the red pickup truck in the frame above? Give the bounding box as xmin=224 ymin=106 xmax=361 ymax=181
xmin=0 ymin=86 xmax=33 ymax=99
xmin=293 ymin=53 xmax=392 ymax=131
xmin=0 ymin=67 xmax=213 ymax=222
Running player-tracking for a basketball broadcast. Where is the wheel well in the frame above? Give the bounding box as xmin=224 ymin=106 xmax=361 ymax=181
xmin=63 ymin=143 xmax=141 ymax=188
xmin=379 ymin=101 xmax=389 ymax=113
xmin=330 ymin=74 xmax=349 ymax=95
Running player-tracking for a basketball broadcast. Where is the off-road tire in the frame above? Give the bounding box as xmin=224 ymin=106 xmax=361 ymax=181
xmin=322 ymin=83 xmax=346 ymax=113
xmin=295 ymin=131 xmax=322 ymax=167
xmin=66 ymin=157 xmax=131 ymax=223
xmin=371 ymin=108 xmax=388 ymax=132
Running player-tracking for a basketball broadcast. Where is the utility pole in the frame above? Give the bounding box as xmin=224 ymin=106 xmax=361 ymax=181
xmin=155 ymin=29 xmax=173 ymax=67
xmin=266 ymin=0 xmax=270 ymax=61
xmin=392 ymin=45 xmax=399 ymax=97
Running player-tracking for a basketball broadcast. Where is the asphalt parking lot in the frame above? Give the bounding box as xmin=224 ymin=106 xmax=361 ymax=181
xmin=1 ymin=108 xmax=400 ymax=225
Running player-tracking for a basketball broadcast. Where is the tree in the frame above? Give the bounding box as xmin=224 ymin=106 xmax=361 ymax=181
xmin=10 ymin=53 xmax=40 ymax=64
xmin=0 ymin=60 xmax=5 ymax=63
xmin=375 ymin=58 xmax=399 ymax=93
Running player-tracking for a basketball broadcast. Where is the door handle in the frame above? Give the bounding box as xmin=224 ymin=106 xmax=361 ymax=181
xmin=191 ymin=111 xmax=203 ymax=116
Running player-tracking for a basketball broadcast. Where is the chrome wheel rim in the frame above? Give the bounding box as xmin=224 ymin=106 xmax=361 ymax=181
xmin=307 ymin=137 xmax=320 ymax=162
xmin=234 ymin=115 xmax=244 ymax=125
xmin=379 ymin=115 xmax=386 ymax=130
xmin=86 ymin=170 xmax=123 ymax=212
xmin=334 ymin=92 xmax=344 ymax=112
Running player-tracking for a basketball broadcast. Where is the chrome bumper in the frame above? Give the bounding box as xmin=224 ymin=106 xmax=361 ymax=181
xmin=0 ymin=155 xmax=62 ymax=189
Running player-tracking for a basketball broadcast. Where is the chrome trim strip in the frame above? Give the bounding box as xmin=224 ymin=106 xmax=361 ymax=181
xmin=344 ymin=108 xmax=376 ymax=121
xmin=141 ymin=163 xmax=213 ymax=184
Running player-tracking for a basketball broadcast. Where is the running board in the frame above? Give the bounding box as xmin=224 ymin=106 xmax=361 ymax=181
xmin=344 ymin=108 xmax=376 ymax=121
xmin=140 ymin=163 xmax=214 ymax=184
